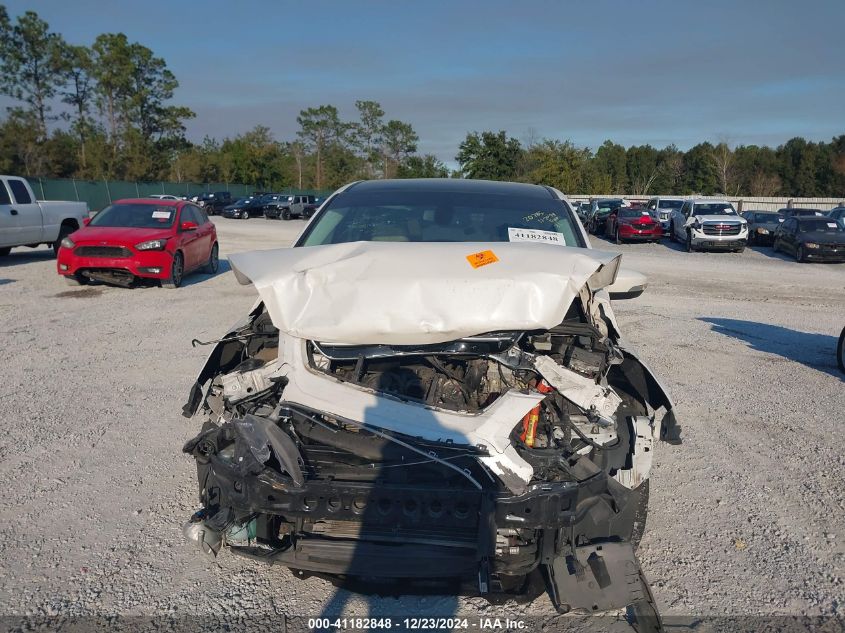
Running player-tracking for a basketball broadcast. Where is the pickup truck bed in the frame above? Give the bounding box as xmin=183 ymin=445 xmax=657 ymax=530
xmin=0 ymin=175 xmax=89 ymax=256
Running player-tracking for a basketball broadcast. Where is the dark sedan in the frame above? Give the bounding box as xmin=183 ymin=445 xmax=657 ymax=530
xmin=773 ymin=216 xmax=845 ymax=262
xmin=779 ymin=207 xmax=826 ymax=219
xmin=221 ymin=197 xmax=265 ymax=219
xmin=586 ymin=199 xmax=629 ymax=234
xmin=742 ymin=210 xmax=783 ymax=245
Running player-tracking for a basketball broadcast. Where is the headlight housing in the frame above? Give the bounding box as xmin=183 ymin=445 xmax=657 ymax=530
xmin=805 ymin=242 xmax=820 ymax=249
xmin=60 ymin=237 xmax=75 ymax=249
xmin=757 ymin=228 xmax=769 ymax=234
xmin=135 ymin=238 xmax=168 ymax=251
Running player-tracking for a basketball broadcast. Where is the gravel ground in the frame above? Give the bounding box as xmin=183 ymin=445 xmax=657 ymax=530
xmin=0 ymin=216 xmax=843 ymax=631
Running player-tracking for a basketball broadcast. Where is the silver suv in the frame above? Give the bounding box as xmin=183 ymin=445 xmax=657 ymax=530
xmin=645 ymin=197 xmax=684 ymax=235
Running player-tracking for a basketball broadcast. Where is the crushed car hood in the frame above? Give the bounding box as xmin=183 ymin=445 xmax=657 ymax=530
xmin=228 ymin=241 xmax=621 ymax=345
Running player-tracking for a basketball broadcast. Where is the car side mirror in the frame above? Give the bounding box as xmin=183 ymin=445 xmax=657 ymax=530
xmin=608 ymin=268 xmax=647 ymax=300
xmin=82 ymin=217 xmax=91 ymax=226
xmin=181 ymin=221 xmax=198 ymax=231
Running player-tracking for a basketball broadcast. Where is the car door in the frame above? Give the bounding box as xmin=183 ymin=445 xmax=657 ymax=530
xmin=178 ymin=205 xmax=204 ymax=270
xmin=6 ymin=178 xmax=43 ymax=244
xmin=779 ymin=219 xmax=796 ymax=253
xmin=673 ymin=203 xmax=687 ymax=239
xmin=606 ymin=210 xmax=617 ymax=236
xmin=192 ymin=206 xmax=214 ymax=263
xmin=0 ymin=179 xmax=22 ymax=248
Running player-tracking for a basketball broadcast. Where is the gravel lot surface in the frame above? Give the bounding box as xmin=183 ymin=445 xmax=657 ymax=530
xmin=1 ymin=216 xmax=843 ymax=630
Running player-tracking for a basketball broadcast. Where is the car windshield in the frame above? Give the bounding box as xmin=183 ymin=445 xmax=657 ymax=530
xmin=595 ymin=200 xmax=624 ymax=213
xmin=89 ymin=203 xmax=176 ymax=229
xmin=798 ymin=219 xmax=844 ymax=233
xmin=791 ymin=209 xmax=824 ymax=216
xmin=619 ymin=208 xmax=650 ymax=218
xmin=658 ymin=199 xmax=684 ymax=209
xmin=298 ymin=189 xmax=583 ymax=247
xmin=233 ymin=198 xmax=250 ymax=205
xmin=754 ymin=213 xmax=780 ymax=222
xmin=693 ymin=203 xmax=736 ymax=216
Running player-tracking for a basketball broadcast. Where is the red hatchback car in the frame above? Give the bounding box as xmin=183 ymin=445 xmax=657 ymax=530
xmin=57 ymin=199 xmax=219 ymax=288
xmin=605 ymin=207 xmax=663 ymax=244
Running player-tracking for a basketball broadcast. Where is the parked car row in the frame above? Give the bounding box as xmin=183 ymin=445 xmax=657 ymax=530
xmin=203 ymin=192 xmax=323 ymax=220
xmin=578 ymin=196 xmax=845 ymax=262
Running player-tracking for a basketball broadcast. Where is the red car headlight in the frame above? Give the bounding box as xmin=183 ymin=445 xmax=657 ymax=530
xmin=135 ymin=238 xmax=168 ymax=251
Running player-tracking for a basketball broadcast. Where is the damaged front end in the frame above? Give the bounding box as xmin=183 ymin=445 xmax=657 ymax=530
xmin=180 ymin=254 xmax=680 ymax=617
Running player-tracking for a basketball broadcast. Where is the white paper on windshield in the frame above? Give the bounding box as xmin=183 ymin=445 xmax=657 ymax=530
xmin=152 ymin=210 xmax=172 ymax=219
xmin=508 ymin=227 xmax=566 ymax=245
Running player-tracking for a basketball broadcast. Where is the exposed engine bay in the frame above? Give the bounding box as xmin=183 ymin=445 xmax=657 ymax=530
xmin=181 ymin=278 xmax=680 ymax=623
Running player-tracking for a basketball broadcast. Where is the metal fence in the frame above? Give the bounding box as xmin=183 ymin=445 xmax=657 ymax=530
xmin=25 ymin=177 xmax=334 ymax=211
xmin=569 ymin=194 xmax=845 ymax=213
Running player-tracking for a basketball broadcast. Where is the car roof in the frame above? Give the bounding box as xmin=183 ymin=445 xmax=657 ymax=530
xmin=691 ymin=199 xmax=731 ymax=204
xmin=795 ymin=215 xmax=834 ymax=222
xmin=345 ymin=178 xmax=556 ymax=199
xmin=113 ymin=198 xmax=182 ymax=207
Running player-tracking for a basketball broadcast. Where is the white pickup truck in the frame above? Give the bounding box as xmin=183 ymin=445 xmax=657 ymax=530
xmin=0 ymin=175 xmax=89 ymax=257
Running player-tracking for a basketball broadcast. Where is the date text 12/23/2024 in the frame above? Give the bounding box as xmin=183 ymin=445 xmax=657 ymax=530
xmin=308 ymin=617 xmax=528 ymax=630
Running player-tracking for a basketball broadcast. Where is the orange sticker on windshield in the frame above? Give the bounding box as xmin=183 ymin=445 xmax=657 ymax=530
xmin=466 ymin=249 xmax=499 ymax=268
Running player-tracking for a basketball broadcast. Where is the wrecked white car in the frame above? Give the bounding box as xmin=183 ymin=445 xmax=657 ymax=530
xmin=181 ymin=179 xmax=680 ymax=621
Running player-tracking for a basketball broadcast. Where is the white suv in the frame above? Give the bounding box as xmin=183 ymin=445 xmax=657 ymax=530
xmin=669 ymin=199 xmax=748 ymax=252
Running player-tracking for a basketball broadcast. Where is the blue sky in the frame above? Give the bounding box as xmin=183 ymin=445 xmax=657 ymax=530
xmin=5 ymin=0 xmax=845 ymax=164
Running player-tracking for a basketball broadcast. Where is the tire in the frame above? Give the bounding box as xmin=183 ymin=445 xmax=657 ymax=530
xmin=772 ymin=239 xmax=779 ymax=253
xmin=615 ymin=227 xmax=621 ymax=245
xmin=837 ymin=327 xmax=845 ymax=373
xmin=0 ymin=247 xmax=10 ymax=257
xmin=53 ymin=223 xmax=76 ymax=257
xmin=685 ymin=231 xmax=694 ymax=253
xmin=796 ymin=245 xmax=805 ymax=263
xmin=162 ymin=251 xmax=184 ymax=289
xmin=63 ymin=274 xmax=87 ymax=286
xmin=203 ymin=242 xmax=219 ymax=275
xmin=736 ymin=246 xmax=745 ymax=253
xmin=282 ymin=208 xmax=291 ymax=221
xmin=669 ymin=221 xmax=676 ymax=242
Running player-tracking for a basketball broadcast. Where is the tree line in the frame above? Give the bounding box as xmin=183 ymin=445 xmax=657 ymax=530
xmin=456 ymin=132 xmax=845 ymax=198
xmin=1 ymin=5 xmax=843 ymax=197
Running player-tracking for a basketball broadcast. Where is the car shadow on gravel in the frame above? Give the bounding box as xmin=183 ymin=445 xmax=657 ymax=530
xmin=0 ymin=248 xmax=55 ymax=266
xmin=748 ymin=244 xmax=798 ymax=262
xmin=180 ymin=258 xmax=231 ymax=287
xmin=700 ymin=317 xmax=843 ymax=379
